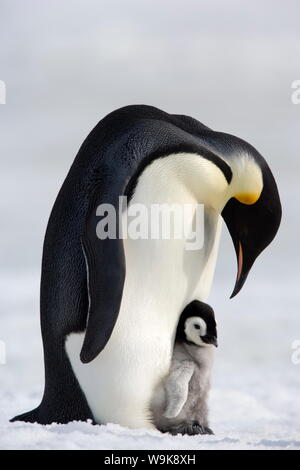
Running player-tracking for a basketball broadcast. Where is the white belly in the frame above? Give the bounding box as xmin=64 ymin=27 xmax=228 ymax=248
xmin=65 ymin=155 xmax=224 ymax=429
xmin=66 ymin=214 xmax=221 ymax=428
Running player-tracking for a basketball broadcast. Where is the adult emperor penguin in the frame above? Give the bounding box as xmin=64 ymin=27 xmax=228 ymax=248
xmin=11 ymin=105 xmax=281 ymax=429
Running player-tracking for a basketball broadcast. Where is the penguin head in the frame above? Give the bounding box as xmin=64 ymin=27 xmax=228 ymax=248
xmin=184 ymin=316 xmax=218 ymax=347
xmin=192 ymin=130 xmax=282 ymax=298
xmin=177 ymin=301 xmax=218 ymax=347
xmin=220 ymin=146 xmax=282 ymax=298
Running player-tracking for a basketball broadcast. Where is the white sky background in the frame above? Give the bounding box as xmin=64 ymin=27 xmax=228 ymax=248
xmin=0 ymin=1 xmax=300 ymax=449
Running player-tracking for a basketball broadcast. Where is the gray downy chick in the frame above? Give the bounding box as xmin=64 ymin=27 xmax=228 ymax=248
xmin=151 ymin=300 xmax=218 ymax=436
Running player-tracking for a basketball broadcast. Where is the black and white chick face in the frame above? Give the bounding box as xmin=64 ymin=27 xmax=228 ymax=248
xmin=177 ymin=300 xmax=218 ymax=348
xmin=184 ymin=316 xmax=218 ymax=348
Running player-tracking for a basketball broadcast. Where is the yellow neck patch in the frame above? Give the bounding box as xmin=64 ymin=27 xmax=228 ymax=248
xmin=235 ymin=193 xmax=260 ymax=205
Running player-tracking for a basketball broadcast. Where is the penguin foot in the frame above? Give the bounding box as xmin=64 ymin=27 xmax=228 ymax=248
xmin=163 ymin=420 xmax=214 ymax=436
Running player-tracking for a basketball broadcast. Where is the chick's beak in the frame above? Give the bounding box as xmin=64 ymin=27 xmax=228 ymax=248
xmin=202 ymin=335 xmax=218 ymax=347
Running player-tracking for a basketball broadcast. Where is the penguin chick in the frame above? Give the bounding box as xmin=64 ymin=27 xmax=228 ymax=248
xmin=152 ymin=300 xmax=217 ymax=436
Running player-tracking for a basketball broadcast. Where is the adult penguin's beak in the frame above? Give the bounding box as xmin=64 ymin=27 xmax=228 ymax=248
xmin=221 ymin=165 xmax=282 ymax=298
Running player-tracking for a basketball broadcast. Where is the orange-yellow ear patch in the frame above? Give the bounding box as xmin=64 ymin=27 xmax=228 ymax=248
xmin=235 ymin=193 xmax=260 ymax=205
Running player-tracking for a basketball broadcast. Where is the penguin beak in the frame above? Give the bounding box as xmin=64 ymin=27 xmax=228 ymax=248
xmin=230 ymin=240 xmax=248 ymax=298
xmin=202 ymin=335 xmax=218 ymax=347
xmin=221 ymin=166 xmax=282 ymax=298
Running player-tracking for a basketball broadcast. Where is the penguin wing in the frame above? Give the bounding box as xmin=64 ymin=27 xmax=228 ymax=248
xmin=80 ymin=178 xmax=126 ymax=364
xmin=163 ymin=360 xmax=195 ymax=418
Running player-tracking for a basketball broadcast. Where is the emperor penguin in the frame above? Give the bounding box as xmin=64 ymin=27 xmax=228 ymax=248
xmin=151 ymin=300 xmax=217 ymax=436
xmin=11 ymin=105 xmax=281 ymax=429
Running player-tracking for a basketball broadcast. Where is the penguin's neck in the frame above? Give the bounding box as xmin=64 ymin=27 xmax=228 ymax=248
xmin=130 ymin=152 xmax=230 ymax=212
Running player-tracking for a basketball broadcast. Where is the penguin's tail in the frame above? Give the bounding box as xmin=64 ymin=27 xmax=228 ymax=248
xmin=10 ymin=392 xmax=94 ymax=424
xmin=10 ymin=407 xmax=41 ymax=424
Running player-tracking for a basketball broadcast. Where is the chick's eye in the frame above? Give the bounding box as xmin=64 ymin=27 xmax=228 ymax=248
xmin=194 ymin=324 xmax=200 ymax=329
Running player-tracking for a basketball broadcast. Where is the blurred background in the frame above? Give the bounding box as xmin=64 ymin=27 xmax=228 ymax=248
xmin=0 ymin=0 xmax=299 ymax=449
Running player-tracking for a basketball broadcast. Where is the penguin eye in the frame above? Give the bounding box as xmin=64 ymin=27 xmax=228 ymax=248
xmin=194 ymin=324 xmax=200 ymax=330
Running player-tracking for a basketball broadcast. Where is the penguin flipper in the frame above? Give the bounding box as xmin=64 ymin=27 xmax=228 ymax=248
xmin=163 ymin=360 xmax=195 ymax=418
xmin=80 ymin=182 xmax=126 ymax=364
